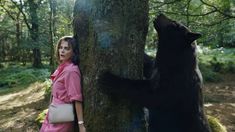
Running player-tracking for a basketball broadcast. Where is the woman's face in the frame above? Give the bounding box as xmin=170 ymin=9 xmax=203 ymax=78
xmin=59 ymin=40 xmax=73 ymax=63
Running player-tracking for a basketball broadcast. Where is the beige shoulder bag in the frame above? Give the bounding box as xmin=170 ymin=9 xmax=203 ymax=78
xmin=48 ymin=102 xmax=75 ymax=123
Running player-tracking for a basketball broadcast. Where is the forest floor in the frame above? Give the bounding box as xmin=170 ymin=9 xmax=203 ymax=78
xmin=0 ymin=82 xmax=47 ymax=132
xmin=0 ymin=74 xmax=234 ymax=132
xmin=204 ymin=74 xmax=235 ymax=132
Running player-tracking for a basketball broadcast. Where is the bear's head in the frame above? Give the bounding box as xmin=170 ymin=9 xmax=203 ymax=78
xmin=153 ymin=14 xmax=201 ymax=51
xmin=153 ymin=14 xmax=202 ymax=71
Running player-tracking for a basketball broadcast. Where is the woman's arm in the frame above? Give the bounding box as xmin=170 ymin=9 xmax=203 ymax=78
xmin=75 ymin=101 xmax=86 ymax=132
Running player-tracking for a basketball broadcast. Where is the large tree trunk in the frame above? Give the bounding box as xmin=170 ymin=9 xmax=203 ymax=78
xmin=73 ymin=0 xmax=149 ymax=131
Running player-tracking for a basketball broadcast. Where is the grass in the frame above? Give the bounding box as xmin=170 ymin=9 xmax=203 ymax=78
xmin=0 ymin=64 xmax=50 ymax=95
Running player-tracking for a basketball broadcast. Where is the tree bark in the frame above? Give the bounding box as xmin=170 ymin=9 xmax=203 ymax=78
xmin=73 ymin=0 xmax=149 ymax=131
xmin=49 ymin=0 xmax=57 ymax=71
xmin=28 ymin=0 xmax=42 ymax=68
xmin=16 ymin=12 xmax=21 ymax=62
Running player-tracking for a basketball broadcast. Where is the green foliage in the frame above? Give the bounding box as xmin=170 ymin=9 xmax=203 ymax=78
xmin=199 ymin=47 xmax=235 ymax=74
xmin=199 ymin=63 xmax=222 ymax=82
xmin=35 ymin=79 xmax=52 ymax=128
xmin=43 ymin=79 xmax=52 ymax=100
xmin=145 ymin=48 xmax=156 ymax=57
xmin=0 ymin=65 xmax=50 ymax=89
xmin=146 ymin=0 xmax=235 ymax=49
xmin=210 ymin=57 xmax=225 ymax=72
xmin=35 ymin=109 xmax=48 ymax=128
xmin=0 ymin=0 xmax=75 ymax=65
xmin=208 ymin=115 xmax=227 ymax=132
xmin=0 ymin=63 xmax=4 ymax=69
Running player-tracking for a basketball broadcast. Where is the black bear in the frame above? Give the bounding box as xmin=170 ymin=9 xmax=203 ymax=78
xmin=98 ymin=14 xmax=211 ymax=132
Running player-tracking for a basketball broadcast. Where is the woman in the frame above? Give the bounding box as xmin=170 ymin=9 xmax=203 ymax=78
xmin=40 ymin=36 xmax=86 ymax=132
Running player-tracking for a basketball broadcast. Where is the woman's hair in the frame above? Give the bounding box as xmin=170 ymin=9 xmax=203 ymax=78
xmin=55 ymin=36 xmax=80 ymax=65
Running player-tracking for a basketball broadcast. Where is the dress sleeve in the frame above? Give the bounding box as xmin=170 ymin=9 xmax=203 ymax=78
xmin=64 ymin=70 xmax=83 ymax=102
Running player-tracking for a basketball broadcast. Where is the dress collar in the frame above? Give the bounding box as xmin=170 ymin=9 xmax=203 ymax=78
xmin=50 ymin=61 xmax=72 ymax=81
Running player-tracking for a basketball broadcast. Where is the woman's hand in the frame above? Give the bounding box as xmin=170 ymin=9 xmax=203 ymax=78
xmin=79 ymin=124 xmax=86 ymax=132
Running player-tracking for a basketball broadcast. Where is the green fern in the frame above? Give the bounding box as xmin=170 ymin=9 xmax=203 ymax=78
xmin=208 ymin=115 xmax=227 ymax=132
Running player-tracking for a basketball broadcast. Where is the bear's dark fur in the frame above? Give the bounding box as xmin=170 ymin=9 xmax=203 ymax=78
xmin=99 ymin=14 xmax=211 ymax=132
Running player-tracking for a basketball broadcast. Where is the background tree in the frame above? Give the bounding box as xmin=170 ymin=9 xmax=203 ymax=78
xmin=0 ymin=0 xmax=75 ymax=67
xmin=0 ymin=0 xmax=234 ymax=66
xmin=48 ymin=0 xmax=56 ymax=71
xmin=146 ymin=0 xmax=235 ymax=49
xmin=0 ymin=0 xmax=22 ymax=62
xmin=73 ymin=0 xmax=149 ymax=131
xmin=11 ymin=0 xmax=43 ymax=68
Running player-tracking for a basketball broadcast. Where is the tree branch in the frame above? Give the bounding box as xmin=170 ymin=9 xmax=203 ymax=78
xmin=150 ymin=0 xmax=235 ymax=19
xmin=200 ymin=0 xmax=235 ymax=18
xmin=150 ymin=0 xmax=181 ymax=9
xmin=10 ymin=0 xmax=31 ymax=30
xmin=0 ymin=1 xmax=16 ymax=20
xmin=191 ymin=17 xmax=232 ymax=27
xmin=150 ymin=10 xmax=232 ymax=27
xmin=150 ymin=0 xmax=181 ymax=5
xmin=157 ymin=10 xmax=218 ymax=17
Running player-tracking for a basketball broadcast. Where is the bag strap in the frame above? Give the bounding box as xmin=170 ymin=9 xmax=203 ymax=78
xmin=49 ymin=94 xmax=53 ymax=104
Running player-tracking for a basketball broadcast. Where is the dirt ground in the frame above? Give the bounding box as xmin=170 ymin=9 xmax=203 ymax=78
xmin=0 ymin=74 xmax=234 ymax=132
xmin=204 ymin=74 xmax=235 ymax=132
xmin=0 ymin=82 xmax=48 ymax=132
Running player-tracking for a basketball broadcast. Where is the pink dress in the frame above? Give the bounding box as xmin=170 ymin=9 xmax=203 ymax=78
xmin=40 ymin=62 xmax=83 ymax=132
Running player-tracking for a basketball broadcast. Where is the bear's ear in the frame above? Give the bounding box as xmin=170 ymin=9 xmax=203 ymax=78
xmin=187 ymin=32 xmax=202 ymax=44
